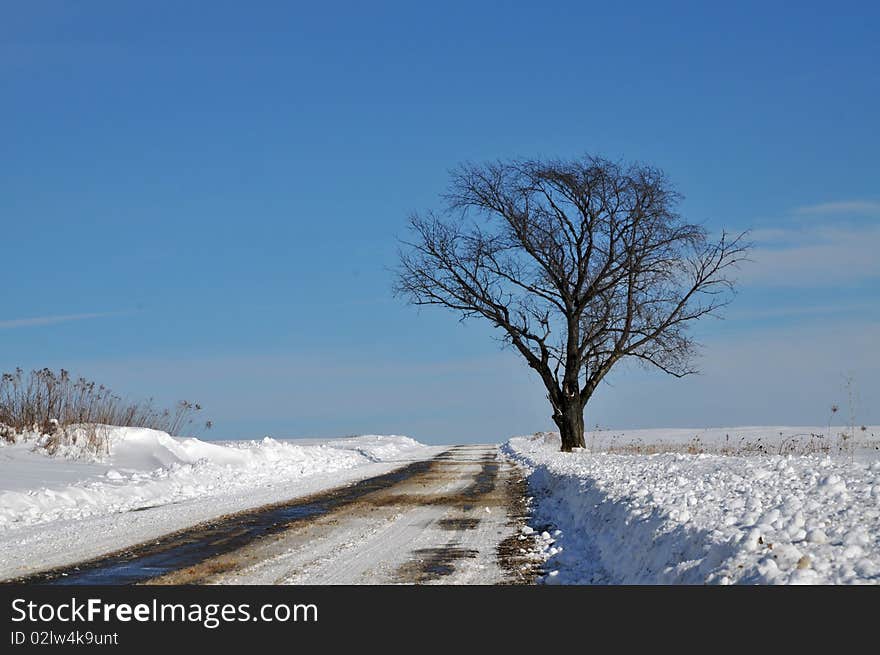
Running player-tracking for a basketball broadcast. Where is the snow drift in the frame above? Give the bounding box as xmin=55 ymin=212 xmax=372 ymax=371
xmin=0 ymin=426 xmax=424 ymax=531
xmin=504 ymin=428 xmax=880 ymax=585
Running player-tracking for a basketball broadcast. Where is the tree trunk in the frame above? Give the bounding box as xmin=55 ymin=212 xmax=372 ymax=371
xmin=554 ymin=399 xmax=586 ymax=452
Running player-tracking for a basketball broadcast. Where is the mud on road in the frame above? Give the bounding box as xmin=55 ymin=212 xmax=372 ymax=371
xmin=18 ymin=445 xmax=538 ymax=585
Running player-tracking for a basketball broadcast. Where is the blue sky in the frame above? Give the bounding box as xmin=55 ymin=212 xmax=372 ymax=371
xmin=1 ymin=1 xmax=878 ymax=443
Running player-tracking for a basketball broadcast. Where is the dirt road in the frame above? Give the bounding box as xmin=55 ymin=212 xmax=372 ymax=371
xmin=23 ymin=445 xmax=535 ymax=585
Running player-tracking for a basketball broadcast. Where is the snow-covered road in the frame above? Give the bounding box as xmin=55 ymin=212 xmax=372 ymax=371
xmin=16 ymin=446 xmax=530 ymax=585
xmin=12 ymin=424 xmax=872 ymax=585
xmin=153 ymin=445 xmax=528 ymax=585
xmin=0 ymin=431 xmax=444 ymax=581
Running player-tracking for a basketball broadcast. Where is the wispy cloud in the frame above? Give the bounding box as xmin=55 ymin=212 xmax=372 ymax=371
xmin=739 ymin=223 xmax=880 ymax=288
xmin=598 ymin=317 xmax=880 ymax=427
xmin=0 ymin=311 xmax=128 ymax=329
xmin=794 ymin=200 xmax=880 ymax=215
xmin=727 ymin=300 xmax=879 ymax=321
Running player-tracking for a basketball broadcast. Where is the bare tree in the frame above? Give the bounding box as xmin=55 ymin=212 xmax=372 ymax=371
xmin=395 ymin=155 xmax=749 ymax=451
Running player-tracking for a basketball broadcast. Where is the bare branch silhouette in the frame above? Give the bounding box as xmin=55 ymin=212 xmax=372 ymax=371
xmin=396 ymin=155 xmax=750 ymax=451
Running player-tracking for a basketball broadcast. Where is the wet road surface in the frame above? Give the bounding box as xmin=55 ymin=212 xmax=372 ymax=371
xmin=17 ymin=445 xmax=536 ymax=585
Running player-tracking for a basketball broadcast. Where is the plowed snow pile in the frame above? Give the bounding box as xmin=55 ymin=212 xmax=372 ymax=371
xmin=504 ymin=428 xmax=880 ymax=585
xmin=0 ymin=427 xmax=424 ymax=530
xmin=0 ymin=427 xmax=438 ymax=580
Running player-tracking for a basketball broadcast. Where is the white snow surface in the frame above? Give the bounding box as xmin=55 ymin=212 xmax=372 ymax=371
xmin=0 ymin=427 xmax=437 ymax=580
xmin=578 ymin=425 xmax=880 ymax=462
xmin=504 ymin=427 xmax=880 ymax=585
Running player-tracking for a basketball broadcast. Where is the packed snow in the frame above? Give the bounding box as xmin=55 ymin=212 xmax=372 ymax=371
xmin=504 ymin=427 xmax=880 ymax=585
xmin=6 ymin=423 xmax=879 ymax=584
xmin=0 ymin=426 xmax=437 ymax=580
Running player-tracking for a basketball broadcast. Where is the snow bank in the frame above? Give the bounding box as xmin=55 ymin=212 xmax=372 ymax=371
xmin=0 ymin=427 xmax=425 ymax=531
xmin=504 ymin=431 xmax=880 ymax=585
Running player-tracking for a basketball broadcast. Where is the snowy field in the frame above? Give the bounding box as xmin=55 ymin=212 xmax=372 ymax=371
xmin=5 ymin=423 xmax=879 ymax=585
xmin=504 ymin=426 xmax=880 ymax=585
xmin=0 ymin=427 xmax=438 ymax=580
